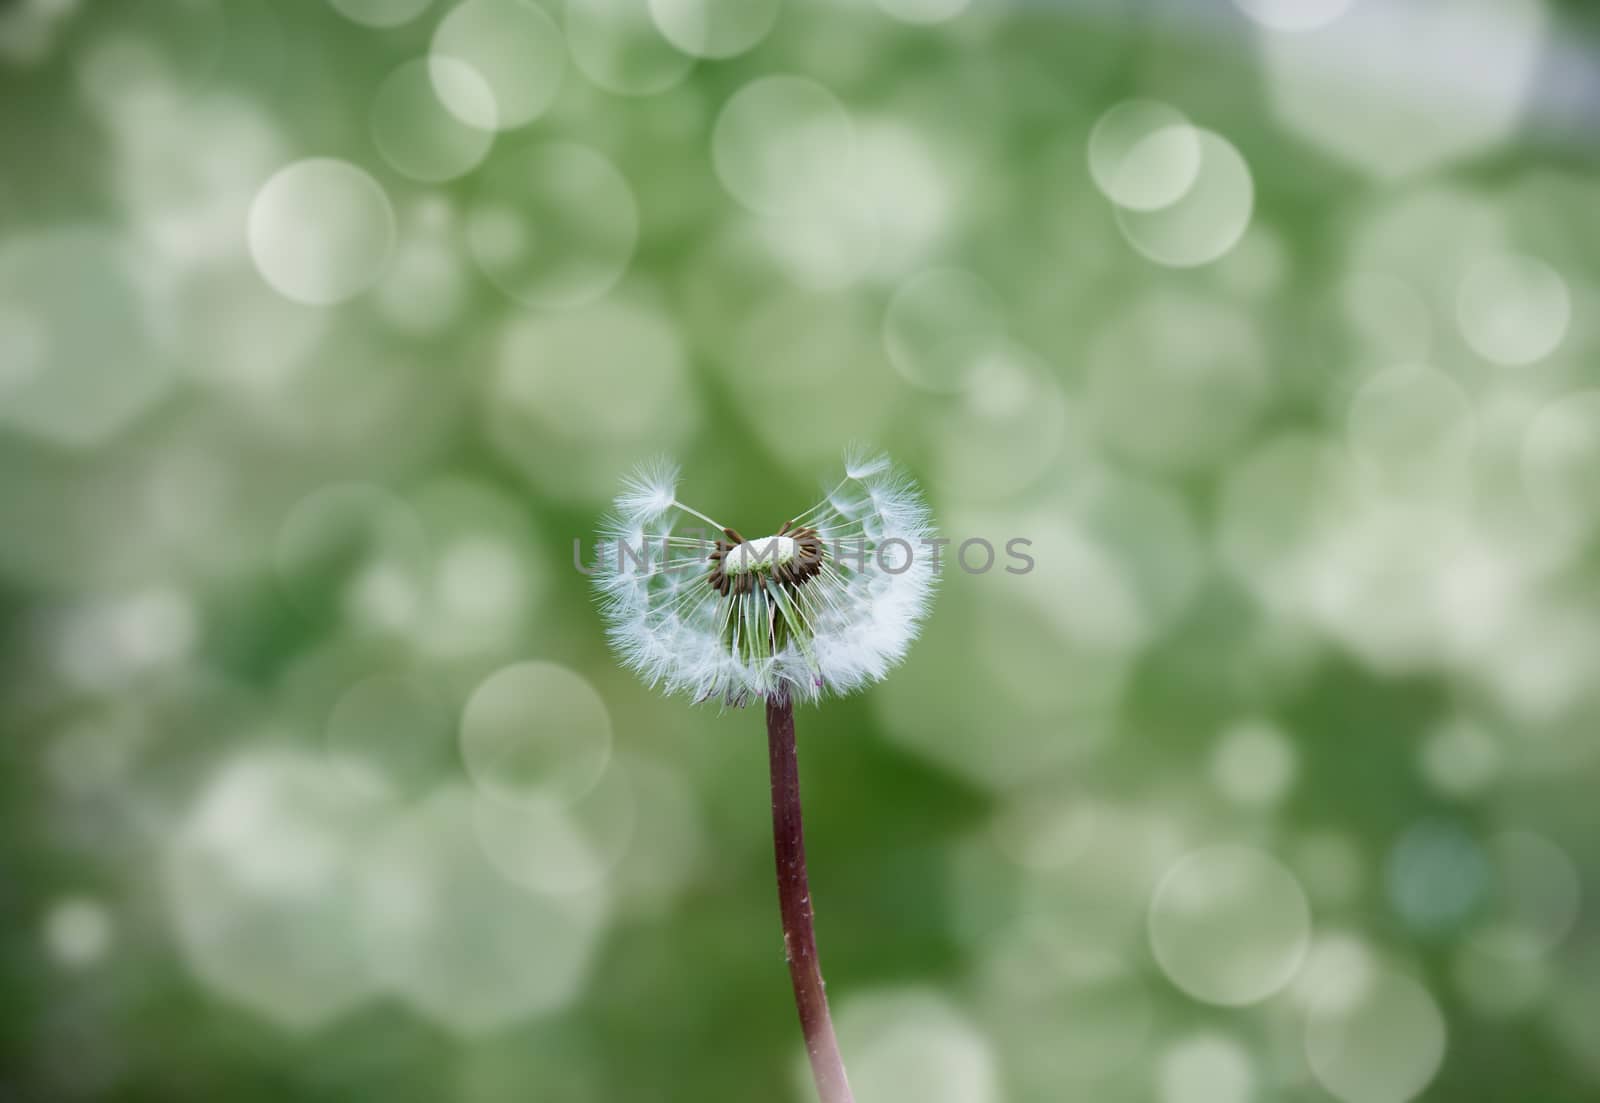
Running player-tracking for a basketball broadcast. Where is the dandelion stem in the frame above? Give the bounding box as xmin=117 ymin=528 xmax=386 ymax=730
xmin=765 ymin=696 xmax=854 ymax=1103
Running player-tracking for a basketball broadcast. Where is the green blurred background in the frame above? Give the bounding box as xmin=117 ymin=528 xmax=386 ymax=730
xmin=3 ymin=0 xmax=1599 ymax=1100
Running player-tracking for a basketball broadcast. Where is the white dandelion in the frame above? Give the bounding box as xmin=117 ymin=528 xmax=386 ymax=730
xmin=593 ymin=448 xmax=937 ymax=709
xmin=591 ymin=449 xmax=938 ymax=1103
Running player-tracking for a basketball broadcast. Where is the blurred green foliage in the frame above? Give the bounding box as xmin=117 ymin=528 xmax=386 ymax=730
xmin=2 ymin=1 xmax=1599 ymax=1102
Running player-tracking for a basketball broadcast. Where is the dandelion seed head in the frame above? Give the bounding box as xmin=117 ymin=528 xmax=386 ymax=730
xmin=594 ymin=451 xmax=936 ymax=707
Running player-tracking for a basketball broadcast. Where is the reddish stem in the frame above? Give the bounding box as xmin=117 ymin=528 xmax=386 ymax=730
xmin=765 ymin=696 xmax=854 ymax=1103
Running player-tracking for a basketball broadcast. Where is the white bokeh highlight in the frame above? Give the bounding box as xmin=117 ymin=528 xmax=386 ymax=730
xmin=1159 ymin=1033 xmax=1256 ymax=1103
xmin=713 ymin=76 xmax=856 ymax=218
xmin=1211 ymin=719 xmax=1298 ymax=808
xmin=1305 ymin=969 xmax=1447 ymax=1103
xmin=649 ymin=0 xmax=779 ymax=60
xmin=460 ymin=661 xmax=614 ymax=806
xmin=371 ymin=58 xmax=495 ymax=182
xmin=360 ymin=785 xmax=606 ymax=1035
xmin=1088 ymin=100 xmax=1201 ymax=212
xmin=820 ymin=989 xmax=998 ymax=1103
xmin=44 ymin=896 xmax=114 ymax=969
xmin=1456 ymin=252 xmax=1571 ymax=366
xmin=1113 ymin=130 xmax=1254 ymax=267
xmin=1257 ymin=0 xmax=1547 ymax=179
xmin=430 ymin=0 xmax=565 ymax=130
xmin=167 ymin=751 xmax=389 ymax=1030
xmin=565 ymin=0 xmax=693 ymax=96
xmin=1233 ymin=0 xmax=1353 ymax=32
xmin=248 ymin=159 xmax=395 ymax=305
xmin=1149 ymin=844 xmax=1313 ymax=1006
